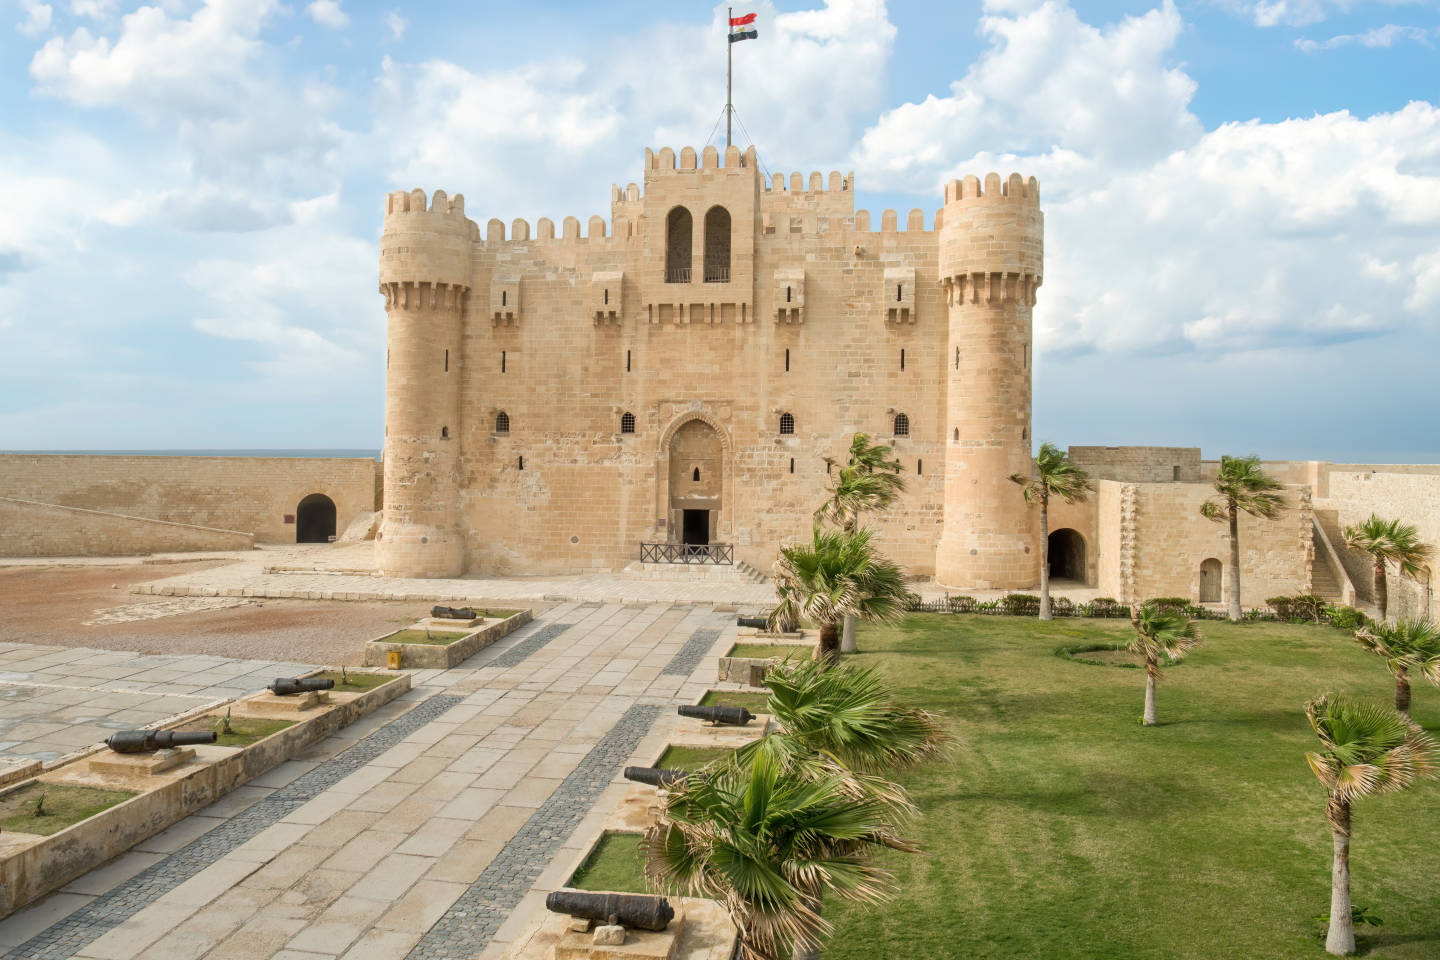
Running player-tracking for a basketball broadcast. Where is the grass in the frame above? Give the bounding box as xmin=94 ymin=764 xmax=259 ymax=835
xmin=728 ymin=642 xmax=811 ymax=659
xmin=568 ymin=831 xmax=648 ymax=893
xmin=314 ymin=670 xmax=395 ymax=692
xmin=821 ymin=614 xmax=1440 ymax=960
xmin=699 ymin=690 xmax=771 ymax=713
xmin=0 ymin=782 xmax=137 ymax=837
xmin=657 ymin=744 xmax=735 ymax=769
xmin=176 ymin=714 xmax=295 ymax=747
xmin=381 ymin=629 xmax=470 ymax=646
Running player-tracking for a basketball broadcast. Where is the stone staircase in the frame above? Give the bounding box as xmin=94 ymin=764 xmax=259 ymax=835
xmin=621 ymin=559 xmax=769 ymax=584
xmin=1310 ymin=511 xmax=1358 ymax=605
xmin=1310 ymin=555 xmax=1342 ymax=602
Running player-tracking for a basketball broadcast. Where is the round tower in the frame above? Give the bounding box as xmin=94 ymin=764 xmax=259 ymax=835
xmin=935 ymin=173 xmax=1043 ymax=589
xmin=377 ymin=188 xmax=474 ymax=578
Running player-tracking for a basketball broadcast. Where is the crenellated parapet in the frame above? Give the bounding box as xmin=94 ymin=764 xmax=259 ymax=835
xmin=380 ymin=188 xmax=476 ymax=294
xmin=938 ymin=172 xmax=1043 ymax=307
xmin=644 ymin=144 xmax=755 ymax=173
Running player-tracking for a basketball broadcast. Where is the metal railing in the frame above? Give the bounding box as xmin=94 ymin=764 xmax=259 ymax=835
xmin=703 ymin=265 xmax=730 ymax=283
xmin=665 ymin=267 xmax=692 ymax=283
xmin=640 ymin=542 xmax=734 ymax=565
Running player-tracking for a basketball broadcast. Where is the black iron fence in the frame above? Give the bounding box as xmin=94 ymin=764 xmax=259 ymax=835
xmin=640 ymin=542 xmax=734 ymax=565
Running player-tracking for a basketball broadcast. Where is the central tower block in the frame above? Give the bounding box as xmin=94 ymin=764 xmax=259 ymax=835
xmin=377 ymin=189 xmax=475 ymax=578
xmin=935 ymin=173 xmax=1043 ymax=589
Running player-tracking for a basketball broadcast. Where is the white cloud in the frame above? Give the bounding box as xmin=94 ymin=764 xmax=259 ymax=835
xmin=1295 ymin=24 xmax=1434 ymax=51
xmin=1216 ymin=0 xmax=1432 ymax=28
xmin=384 ymin=9 xmax=406 ymax=39
xmin=70 ymin=0 xmax=116 ymax=20
xmin=306 ymin=0 xmax=347 ymax=29
xmin=16 ymin=0 xmax=52 ymax=36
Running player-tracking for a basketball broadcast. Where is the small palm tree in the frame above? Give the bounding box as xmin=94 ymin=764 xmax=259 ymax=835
xmin=1304 ymin=693 xmax=1438 ymax=955
xmin=1127 ymin=603 xmax=1203 ymax=725
xmin=644 ymin=746 xmax=917 ymax=960
xmin=817 ymin=434 xmax=906 ymax=653
xmin=769 ymin=528 xmax=909 ymax=663
xmin=1200 ymin=454 xmax=1286 ymax=622
xmin=1342 ymin=515 xmax=1433 ymax=623
xmin=1353 ymin=618 xmax=1440 ymax=721
xmin=1009 ymin=442 xmax=1093 ymax=620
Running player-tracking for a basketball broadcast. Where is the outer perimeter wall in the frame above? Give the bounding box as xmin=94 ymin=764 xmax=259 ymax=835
xmin=0 ymin=455 xmax=378 ymax=548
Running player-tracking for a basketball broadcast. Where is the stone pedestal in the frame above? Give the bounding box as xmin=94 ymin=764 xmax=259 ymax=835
xmin=554 ymin=916 xmax=685 ymax=960
xmin=241 ymin=691 xmax=330 ymax=717
xmin=87 ymin=748 xmax=194 ymax=778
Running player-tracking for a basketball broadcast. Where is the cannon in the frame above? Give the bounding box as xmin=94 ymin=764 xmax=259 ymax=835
xmin=545 ymin=891 xmax=674 ymax=932
xmin=622 ymin=766 xmax=689 ymax=788
xmin=736 ymin=616 xmax=768 ymax=629
xmin=105 ymin=729 xmax=218 ymax=754
xmin=268 ymin=677 xmax=335 ymax=696
xmin=677 ymin=704 xmax=753 ymax=726
xmin=431 ymin=605 xmax=478 ymax=620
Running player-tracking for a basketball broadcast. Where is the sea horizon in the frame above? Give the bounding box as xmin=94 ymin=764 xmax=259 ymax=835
xmin=3 ymin=449 xmax=383 ymax=460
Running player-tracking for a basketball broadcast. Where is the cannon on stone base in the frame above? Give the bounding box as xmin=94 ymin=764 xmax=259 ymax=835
xmin=431 ymin=605 xmax=478 ymax=620
xmin=268 ymin=677 xmax=335 ymax=696
xmin=622 ymin=766 xmax=689 ymax=788
xmin=736 ymin=616 xmax=768 ymax=629
xmin=105 ymin=730 xmax=218 ymax=754
xmin=545 ymin=891 xmax=674 ymax=931
xmin=677 ymin=704 xmax=753 ymax=726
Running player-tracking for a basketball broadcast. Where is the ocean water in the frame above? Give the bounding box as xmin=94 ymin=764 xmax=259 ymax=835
xmin=4 ymin=449 xmax=383 ymax=460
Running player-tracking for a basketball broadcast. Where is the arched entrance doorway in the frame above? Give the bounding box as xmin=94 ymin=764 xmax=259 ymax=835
xmin=1199 ymin=558 xmax=1222 ymax=603
xmin=668 ymin=420 xmax=723 ymax=545
xmin=296 ymin=493 xmax=337 ymax=543
xmin=1047 ymin=528 xmax=1086 ymax=582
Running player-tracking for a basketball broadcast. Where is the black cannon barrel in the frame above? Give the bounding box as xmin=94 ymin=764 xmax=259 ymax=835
xmin=677 ymin=704 xmax=753 ymax=726
xmin=268 ymin=677 xmax=336 ymax=696
xmin=622 ymin=766 xmax=689 ymax=788
xmin=105 ymin=729 xmax=218 ymax=754
xmin=431 ymin=605 xmax=477 ymax=620
xmin=545 ymin=891 xmax=674 ymax=932
xmin=736 ymin=616 xmax=768 ymax=629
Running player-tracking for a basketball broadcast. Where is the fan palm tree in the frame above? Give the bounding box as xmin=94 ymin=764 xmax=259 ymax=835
xmin=1304 ymin=693 xmax=1438 ymax=955
xmin=1342 ymin=515 xmax=1433 ymax=623
xmin=816 ymin=433 xmax=906 ymax=653
xmin=1353 ymin=618 xmax=1440 ymax=721
xmin=769 ymin=528 xmax=909 ymax=663
xmin=644 ymin=745 xmax=918 ymax=960
xmin=1200 ymin=454 xmax=1286 ymax=622
xmin=1009 ymin=442 xmax=1093 ymax=620
xmin=1127 ymin=603 xmax=1203 ymax=725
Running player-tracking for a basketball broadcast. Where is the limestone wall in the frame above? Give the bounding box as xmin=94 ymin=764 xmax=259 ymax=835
xmin=1321 ymin=471 xmax=1440 ymax=619
xmin=0 ymin=455 xmax=378 ymax=546
xmin=0 ymin=497 xmax=253 ymax=556
xmin=1093 ymin=482 xmax=1126 ymax=598
xmin=1071 ymin=447 xmax=1202 ymax=483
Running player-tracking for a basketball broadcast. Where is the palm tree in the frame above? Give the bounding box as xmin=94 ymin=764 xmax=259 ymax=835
xmin=1126 ymin=603 xmax=1203 ymax=725
xmin=644 ymin=746 xmax=917 ymax=960
xmin=1353 ymin=618 xmax=1440 ymax=721
xmin=1009 ymin=442 xmax=1093 ymax=620
xmin=769 ymin=528 xmax=909 ymax=664
xmin=1342 ymin=514 xmax=1433 ymax=623
xmin=1304 ymin=693 xmax=1438 ymax=955
xmin=1200 ymin=454 xmax=1286 ymax=622
xmin=816 ymin=434 xmax=906 ymax=653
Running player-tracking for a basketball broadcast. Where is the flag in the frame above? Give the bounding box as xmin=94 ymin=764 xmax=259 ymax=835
xmin=729 ymin=11 xmax=758 ymax=42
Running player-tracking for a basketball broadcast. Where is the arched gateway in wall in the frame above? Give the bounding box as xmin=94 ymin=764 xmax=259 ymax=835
xmin=662 ymin=416 xmax=727 ymax=546
xmin=296 ymin=493 xmax=336 ymax=543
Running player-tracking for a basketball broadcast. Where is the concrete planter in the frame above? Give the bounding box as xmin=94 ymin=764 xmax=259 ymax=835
xmin=0 ymin=670 xmax=409 ymax=918
xmin=363 ymin=609 xmax=533 ymax=669
xmin=716 ymin=636 xmax=818 ymax=686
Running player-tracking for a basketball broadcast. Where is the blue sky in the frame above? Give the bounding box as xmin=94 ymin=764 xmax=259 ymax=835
xmin=1 ymin=0 xmax=1438 ymax=460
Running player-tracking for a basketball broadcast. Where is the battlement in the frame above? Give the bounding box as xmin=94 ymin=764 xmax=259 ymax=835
xmin=943 ymin=172 xmax=1040 ymax=206
xmin=853 ymin=208 xmax=935 ymax=233
xmin=645 ymin=144 xmax=756 ymax=173
xmin=481 ymin=214 xmax=620 ymax=244
xmin=383 ymin=188 xmax=477 ymax=234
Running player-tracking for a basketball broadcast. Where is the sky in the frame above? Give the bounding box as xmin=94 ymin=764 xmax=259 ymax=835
xmin=1 ymin=0 xmax=1437 ymax=461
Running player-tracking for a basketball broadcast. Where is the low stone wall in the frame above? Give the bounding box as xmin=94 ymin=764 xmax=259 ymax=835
xmin=0 ymin=496 xmax=254 ymax=557
xmin=363 ymin=609 xmax=534 ymax=669
xmin=716 ymin=635 xmax=817 ymax=686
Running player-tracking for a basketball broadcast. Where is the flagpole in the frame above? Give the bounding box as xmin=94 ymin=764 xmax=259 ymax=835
xmin=726 ymin=6 xmax=732 ymax=148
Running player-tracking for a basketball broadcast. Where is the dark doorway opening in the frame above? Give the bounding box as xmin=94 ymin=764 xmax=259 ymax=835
xmin=682 ymin=509 xmax=709 ymax=545
xmin=296 ymin=493 xmax=337 ymax=543
xmin=1048 ymin=528 xmax=1085 ymax=582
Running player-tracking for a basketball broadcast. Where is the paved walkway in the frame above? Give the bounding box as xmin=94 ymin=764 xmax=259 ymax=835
xmin=0 ymin=601 xmax=737 ymax=960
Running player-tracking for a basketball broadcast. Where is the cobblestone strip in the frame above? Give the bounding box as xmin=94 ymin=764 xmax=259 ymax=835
xmin=487 ymin=621 xmax=574 ymax=669
xmin=661 ymin=626 xmax=723 ymax=677
xmin=4 ymin=694 xmax=465 ymax=960
xmin=404 ymin=703 xmax=665 ymax=960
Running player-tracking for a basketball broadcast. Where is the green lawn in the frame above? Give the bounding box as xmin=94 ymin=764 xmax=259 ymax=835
xmin=568 ymin=831 xmax=648 ymax=893
xmin=728 ymin=642 xmax=811 ymax=659
xmin=177 ymin=714 xmax=294 ymax=747
xmin=821 ymin=614 xmax=1440 ymax=960
xmin=314 ymin=670 xmax=396 ymax=692
xmin=699 ymin=690 xmax=771 ymax=713
xmin=657 ymin=744 xmax=734 ymax=769
xmin=0 ymin=782 xmax=137 ymax=836
xmin=381 ymin=629 xmax=469 ymax=645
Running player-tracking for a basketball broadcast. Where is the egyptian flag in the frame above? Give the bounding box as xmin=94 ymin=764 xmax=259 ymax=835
xmin=729 ymin=11 xmax=758 ymax=42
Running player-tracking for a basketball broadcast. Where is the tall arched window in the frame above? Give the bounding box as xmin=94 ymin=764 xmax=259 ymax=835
xmin=778 ymin=412 xmax=795 ymax=435
xmin=495 ymin=411 xmax=510 ymax=434
xmin=893 ymin=413 xmax=909 ymax=437
xmin=704 ymin=206 xmax=731 ymax=282
xmin=620 ymin=412 xmax=636 ymax=434
xmin=666 ymin=207 xmax=692 ymax=282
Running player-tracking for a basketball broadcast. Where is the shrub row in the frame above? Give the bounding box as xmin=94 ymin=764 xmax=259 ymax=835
xmin=907 ymin=591 xmax=1370 ymax=628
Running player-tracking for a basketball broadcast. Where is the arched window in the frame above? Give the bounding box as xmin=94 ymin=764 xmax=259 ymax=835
xmin=778 ymin=412 xmax=795 ymax=435
xmin=893 ymin=413 xmax=909 ymax=437
xmin=704 ymin=206 xmax=731 ymax=282
xmin=953 ymin=427 xmax=960 ymax=443
xmin=620 ymin=412 xmax=636 ymax=434
xmin=441 ymin=426 xmax=449 ymax=439
xmin=495 ymin=411 xmax=510 ymax=434
xmin=692 ymin=467 xmax=701 ymax=482
xmin=666 ymin=207 xmax=692 ymax=282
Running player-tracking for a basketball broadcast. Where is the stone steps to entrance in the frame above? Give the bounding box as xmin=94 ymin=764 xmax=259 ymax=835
xmin=622 ymin=559 xmax=768 ymax=584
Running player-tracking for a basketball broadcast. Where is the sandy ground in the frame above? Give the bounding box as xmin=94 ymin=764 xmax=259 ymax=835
xmin=0 ymin=563 xmax=433 ymax=665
